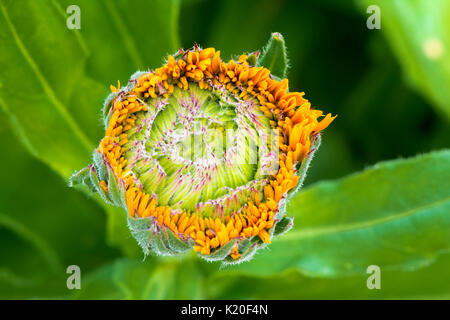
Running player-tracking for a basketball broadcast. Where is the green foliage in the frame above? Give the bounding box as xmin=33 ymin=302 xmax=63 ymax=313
xmin=0 ymin=0 xmax=448 ymax=300
xmin=0 ymin=0 xmax=94 ymax=177
xmin=71 ymin=256 xmax=205 ymax=300
xmin=64 ymin=151 xmax=450 ymax=299
xmin=359 ymin=0 xmax=450 ymax=120
xmin=57 ymin=0 xmax=181 ymax=85
xmin=221 ymin=150 xmax=450 ymax=277
xmin=207 ymin=252 xmax=450 ymax=299
xmin=0 ymin=0 xmax=180 ymax=178
xmin=0 ymin=0 xmax=180 ymax=257
xmin=0 ymin=116 xmax=118 ymax=299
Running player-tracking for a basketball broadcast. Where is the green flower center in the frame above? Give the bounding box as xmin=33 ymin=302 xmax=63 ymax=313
xmin=123 ymin=83 xmax=277 ymax=216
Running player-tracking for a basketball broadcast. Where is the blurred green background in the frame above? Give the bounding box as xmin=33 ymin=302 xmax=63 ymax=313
xmin=0 ymin=0 xmax=449 ymax=299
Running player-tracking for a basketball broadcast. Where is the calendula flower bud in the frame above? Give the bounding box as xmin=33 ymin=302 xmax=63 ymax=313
xmin=71 ymin=33 xmax=335 ymax=263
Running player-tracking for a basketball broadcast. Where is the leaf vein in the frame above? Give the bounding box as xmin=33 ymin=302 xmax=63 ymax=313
xmin=0 ymin=3 xmax=94 ymax=152
xmin=282 ymin=197 xmax=450 ymax=241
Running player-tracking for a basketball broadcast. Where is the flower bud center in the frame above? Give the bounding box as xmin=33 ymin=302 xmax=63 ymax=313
xmin=123 ymin=83 xmax=276 ymax=216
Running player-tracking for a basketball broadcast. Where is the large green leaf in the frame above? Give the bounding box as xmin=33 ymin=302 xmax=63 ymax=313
xmin=0 ymin=0 xmax=181 ymax=178
xmin=0 ymin=116 xmax=119 ymax=299
xmin=57 ymin=0 xmax=180 ymax=85
xmin=207 ymin=252 xmax=450 ymax=299
xmin=71 ymin=255 xmax=204 ymax=300
xmin=358 ymin=0 xmax=450 ymax=120
xmin=222 ymin=150 xmax=450 ymax=277
xmin=0 ymin=0 xmax=95 ymax=177
xmin=0 ymin=0 xmax=181 ymax=256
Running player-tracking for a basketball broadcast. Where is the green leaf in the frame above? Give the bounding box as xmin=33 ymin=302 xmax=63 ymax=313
xmin=57 ymin=0 xmax=181 ymax=85
xmin=358 ymin=0 xmax=450 ymax=120
xmin=0 ymin=116 xmax=118 ymax=299
xmin=0 ymin=0 xmax=181 ymax=256
xmin=222 ymin=150 xmax=450 ymax=277
xmin=0 ymin=212 xmax=62 ymax=274
xmin=257 ymin=32 xmax=289 ymax=79
xmin=0 ymin=0 xmax=96 ymax=177
xmin=206 ymin=252 xmax=450 ymax=299
xmin=71 ymin=256 xmax=204 ymax=300
xmin=0 ymin=0 xmax=181 ymax=177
